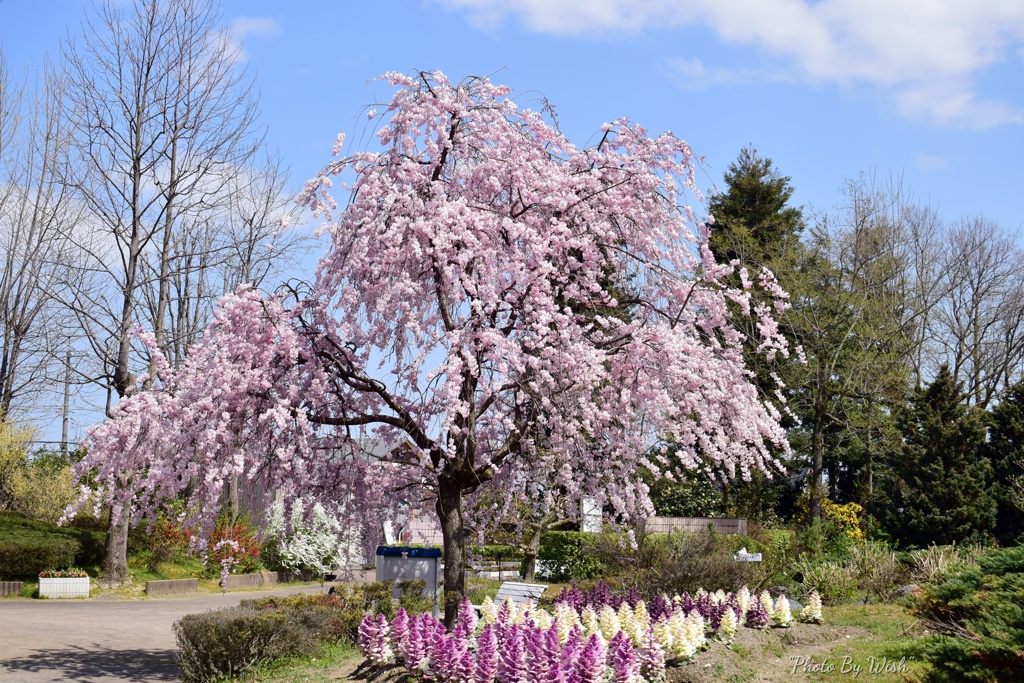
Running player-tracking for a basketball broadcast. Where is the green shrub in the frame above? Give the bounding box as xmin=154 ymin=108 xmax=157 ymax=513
xmin=242 ymin=580 xmax=396 ymax=645
xmin=0 ymin=510 xmax=105 ymax=577
xmin=537 ymin=531 xmax=604 ymax=582
xmin=0 ymin=537 xmax=79 ymax=578
xmin=913 ymin=545 xmax=1024 ymax=682
xmin=790 ymin=556 xmax=857 ymax=605
xmin=849 ymin=541 xmax=907 ymax=603
xmin=587 ymin=528 xmax=764 ymax=595
xmin=397 ymin=579 xmax=433 ymax=614
xmin=174 ymin=606 xmax=318 ymax=683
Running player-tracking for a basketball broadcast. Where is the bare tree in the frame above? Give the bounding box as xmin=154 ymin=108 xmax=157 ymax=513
xmin=790 ymin=175 xmax=932 ymax=520
xmin=60 ymin=0 xmax=291 ymax=584
xmin=0 ymin=56 xmax=81 ymax=417
xmin=928 ymin=216 xmax=1024 ymax=409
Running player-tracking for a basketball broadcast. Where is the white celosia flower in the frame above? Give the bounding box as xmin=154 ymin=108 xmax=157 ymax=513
xmin=555 ymin=602 xmax=580 ymax=644
xmin=759 ymin=591 xmax=774 ymax=615
xmin=718 ymin=607 xmax=739 ymax=644
xmin=598 ymin=605 xmax=622 ymax=642
xmin=800 ymin=590 xmax=824 ymax=624
xmin=737 ymin=586 xmax=751 ymax=615
xmin=480 ymin=595 xmax=498 ymax=625
xmin=772 ymin=594 xmax=794 ymax=628
xmin=582 ymin=606 xmax=601 ymax=638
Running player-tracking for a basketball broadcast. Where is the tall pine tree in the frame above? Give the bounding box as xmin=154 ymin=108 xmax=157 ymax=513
xmin=883 ymin=366 xmax=995 ymax=548
xmin=983 ymin=382 xmax=1024 ymax=545
xmin=707 ymin=147 xmax=805 ymax=520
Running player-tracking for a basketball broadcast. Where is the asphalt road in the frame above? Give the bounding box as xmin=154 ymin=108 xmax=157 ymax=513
xmin=0 ymin=585 xmax=323 ymax=683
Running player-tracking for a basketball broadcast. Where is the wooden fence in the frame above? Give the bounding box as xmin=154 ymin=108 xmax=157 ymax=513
xmin=643 ymin=516 xmax=747 ymax=535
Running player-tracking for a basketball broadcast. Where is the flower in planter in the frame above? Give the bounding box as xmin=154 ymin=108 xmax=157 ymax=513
xmin=39 ymin=569 xmax=88 ymax=578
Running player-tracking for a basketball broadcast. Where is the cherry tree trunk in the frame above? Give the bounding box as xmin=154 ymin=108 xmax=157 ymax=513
xmin=436 ymin=475 xmax=466 ymax=628
xmin=521 ymin=523 xmax=543 ymax=583
xmin=101 ymin=513 xmax=130 ymax=585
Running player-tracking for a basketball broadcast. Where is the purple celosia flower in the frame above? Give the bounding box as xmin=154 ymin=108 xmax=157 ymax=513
xmin=403 ymin=615 xmax=426 ymax=672
xmin=557 ymin=627 xmax=583 ymax=681
xmin=572 ymin=634 xmax=606 ymax=683
xmin=638 ymin=627 xmax=666 ymax=680
xmin=357 ymin=614 xmax=392 ymax=665
xmin=555 ymin=584 xmax=585 ymax=613
xmin=452 ymin=643 xmax=476 ymax=683
xmin=431 ymin=634 xmax=456 ymax=681
xmin=524 ymin=623 xmax=550 ymax=680
xmin=609 ymin=631 xmax=641 ymax=683
xmin=497 ymin=624 xmax=526 ymax=683
xmin=391 ymin=608 xmax=410 ymax=653
xmin=357 ymin=614 xmax=375 ymax=659
xmin=475 ymin=624 xmax=498 ymax=683
xmin=648 ymin=594 xmax=672 ymax=622
xmin=496 ymin=598 xmax=513 ymax=628
xmin=458 ymin=595 xmax=478 ymax=632
xmin=745 ymin=596 xmax=770 ymax=630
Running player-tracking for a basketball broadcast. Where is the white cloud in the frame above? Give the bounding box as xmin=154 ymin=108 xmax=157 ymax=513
xmin=665 ymin=57 xmax=791 ymax=90
xmin=439 ymin=0 xmax=1024 ymax=128
xmin=914 ymin=153 xmax=949 ymax=173
xmin=225 ymin=16 xmax=284 ymax=62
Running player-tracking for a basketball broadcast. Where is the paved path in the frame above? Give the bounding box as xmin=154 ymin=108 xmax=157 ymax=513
xmin=0 ymin=585 xmax=324 ymax=683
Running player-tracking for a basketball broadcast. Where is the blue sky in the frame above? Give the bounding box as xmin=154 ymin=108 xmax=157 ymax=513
xmin=3 ymin=0 xmax=1021 ymax=228
xmin=2 ymin=0 xmax=1023 ymax=440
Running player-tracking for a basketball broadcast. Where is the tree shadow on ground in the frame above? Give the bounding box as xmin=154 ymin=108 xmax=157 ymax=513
xmin=0 ymin=644 xmax=178 ymax=682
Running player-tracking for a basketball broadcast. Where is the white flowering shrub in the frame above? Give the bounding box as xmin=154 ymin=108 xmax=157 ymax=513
xmin=264 ymin=498 xmax=350 ymax=576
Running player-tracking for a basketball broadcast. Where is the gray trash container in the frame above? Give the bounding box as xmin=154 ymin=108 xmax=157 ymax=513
xmin=375 ymin=546 xmax=441 ymax=618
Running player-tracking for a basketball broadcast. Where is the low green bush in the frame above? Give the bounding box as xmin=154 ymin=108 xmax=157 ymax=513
xmin=537 ymin=531 xmax=604 ymax=582
xmin=242 ymin=580 xmax=395 ymax=643
xmin=913 ymin=545 xmax=1024 ymax=682
xmin=397 ymin=579 xmax=433 ymax=614
xmin=790 ymin=556 xmax=857 ymax=605
xmin=587 ymin=527 xmax=764 ymax=595
xmin=179 ymin=583 xmax=401 ymax=682
xmin=174 ymin=606 xmax=318 ymax=683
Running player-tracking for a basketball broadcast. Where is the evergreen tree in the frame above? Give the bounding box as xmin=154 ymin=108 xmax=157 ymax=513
xmin=706 ymin=147 xmax=805 ymax=518
xmin=707 ymin=145 xmax=805 ymax=270
xmin=883 ymin=366 xmax=995 ymax=547
xmin=983 ymin=382 xmax=1024 ymax=545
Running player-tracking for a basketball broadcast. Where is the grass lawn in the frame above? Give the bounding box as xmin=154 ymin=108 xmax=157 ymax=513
xmin=671 ymin=602 xmax=927 ymax=683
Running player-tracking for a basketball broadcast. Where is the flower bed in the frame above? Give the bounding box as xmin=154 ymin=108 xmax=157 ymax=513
xmin=357 ymin=584 xmax=824 ymax=681
xmin=38 ymin=570 xmax=90 ymax=599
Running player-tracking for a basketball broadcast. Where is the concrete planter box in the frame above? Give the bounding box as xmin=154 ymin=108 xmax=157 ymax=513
xmin=145 ymin=578 xmax=199 ymax=597
xmin=39 ymin=576 xmax=90 ymax=599
xmin=0 ymin=581 xmax=23 ymax=597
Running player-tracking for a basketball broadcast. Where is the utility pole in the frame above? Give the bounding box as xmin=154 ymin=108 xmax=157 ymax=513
xmin=61 ymin=345 xmax=71 ymax=454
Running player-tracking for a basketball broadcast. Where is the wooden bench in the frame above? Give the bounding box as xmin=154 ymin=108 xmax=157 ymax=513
xmin=474 ymin=581 xmax=547 ymax=614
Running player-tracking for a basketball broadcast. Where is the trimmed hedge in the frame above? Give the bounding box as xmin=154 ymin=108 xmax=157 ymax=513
xmin=0 ymin=511 xmax=104 ymax=578
xmin=537 ymin=531 xmax=604 ymax=582
xmin=175 ymin=606 xmax=319 ymax=682
xmin=0 ymin=538 xmax=79 ymax=578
